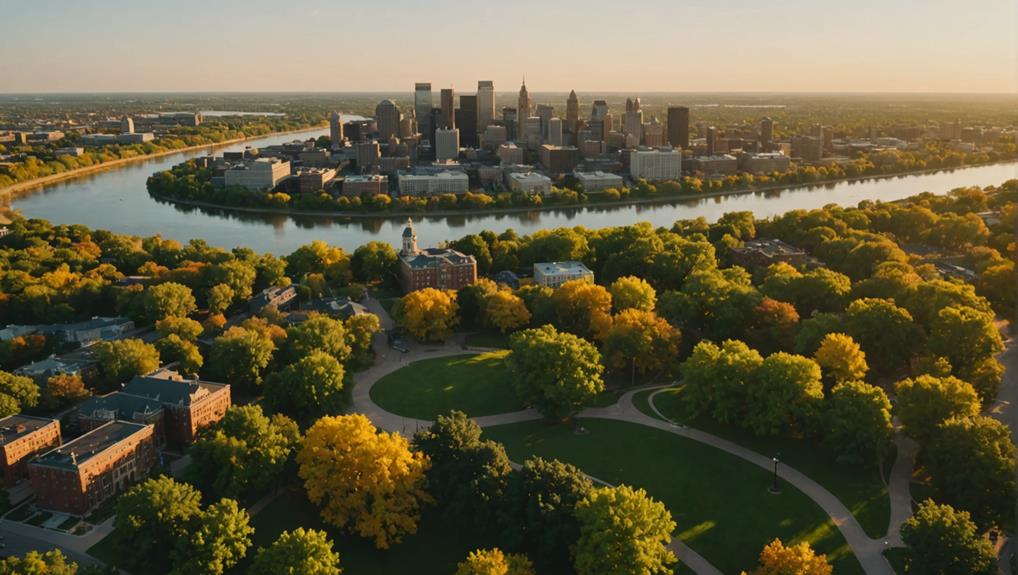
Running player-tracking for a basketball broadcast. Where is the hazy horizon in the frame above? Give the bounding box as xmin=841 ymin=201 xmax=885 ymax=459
xmin=2 ymin=0 xmax=1015 ymax=94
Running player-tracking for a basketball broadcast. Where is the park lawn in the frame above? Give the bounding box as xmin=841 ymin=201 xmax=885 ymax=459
xmin=87 ymin=533 xmax=118 ymax=566
xmin=482 ymin=418 xmax=864 ymax=575
xmin=370 ymin=351 xmax=526 ymax=419
xmin=247 ymin=489 xmax=498 ymax=575
xmin=464 ymin=330 xmax=511 ymax=349
xmin=646 ymin=386 xmax=892 ymax=539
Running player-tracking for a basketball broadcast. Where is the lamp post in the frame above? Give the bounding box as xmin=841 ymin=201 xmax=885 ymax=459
xmin=768 ymin=455 xmax=781 ymax=494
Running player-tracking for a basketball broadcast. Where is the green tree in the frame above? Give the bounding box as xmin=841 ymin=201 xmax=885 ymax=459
xmin=0 ymin=550 xmax=78 ymax=575
xmin=249 ymin=528 xmax=342 ymax=575
xmin=608 ymin=276 xmax=657 ymax=312
xmin=745 ymin=352 xmax=824 ymax=436
xmin=265 ymin=350 xmax=346 ymax=422
xmin=156 ymin=334 xmax=203 ymax=376
xmin=187 ymin=405 xmax=300 ymax=501
xmin=825 ymin=381 xmax=893 ymax=464
xmin=170 ymin=498 xmax=253 ymax=575
xmin=681 ymin=340 xmax=763 ymax=424
xmin=413 ymin=411 xmax=511 ymax=526
xmin=894 ymin=375 xmax=980 ymax=443
xmin=572 ymin=485 xmax=676 ymax=575
xmin=155 ymin=316 xmax=204 ymax=341
xmin=113 ymin=476 xmax=203 ymax=573
xmin=94 ymin=338 xmax=160 ymax=390
xmin=207 ymin=259 xmax=257 ymax=302
xmin=900 ymin=500 xmax=997 ymax=575
xmin=207 ymin=283 xmax=235 ymax=314
xmin=508 ymin=325 xmax=605 ymax=420
xmin=286 ymin=241 xmax=351 ymax=285
xmin=498 ymin=457 xmax=594 ymax=572
xmin=208 ymin=327 xmax=275 ymax=394
xmin=928 ymin=306 xmax=1004 ymax=397
xmin=144 ymin=281 xmax=197 ymax=322
xmin=451 ymin=235 xmax=494 ymax=275
xmin=351 ymin=241 xmax=398 ymax=283
xmin=285 ymin=314 xmax=351 ymax=363
xmin=844 ymin=297 xmax=918 ymax=373
xmin=344 ymin=312 xmax=381 ymax=368
xmin=0 ymin=370 xmax=39 ymax=416
xmin=925 ymin=416 xmax=1016 ymax=530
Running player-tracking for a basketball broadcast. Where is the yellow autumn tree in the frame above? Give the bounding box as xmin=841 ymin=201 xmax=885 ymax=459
xmin=297 ymin=414 xmax=431 ymax=549
xmin=814 ymin=332 xmax=868 ymax=384
xmin=393 ymin=288 xmax=459 ymax=342
xmin=748 ymin=538 xmax=832 ymax=575
xmin=454 ymin=548 xmax=536 ymax=575
xmin=609 ymin=276 xmax=657 ymax=312
xmin=485 ymin=290 xmax=531 ymax=333
xmin=552 ymin=279 xmax=613 ymax=341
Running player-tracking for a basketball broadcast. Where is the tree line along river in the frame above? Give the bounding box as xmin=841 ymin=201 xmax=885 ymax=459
xmin=11 ymin=127 xmax=1018 ymax=255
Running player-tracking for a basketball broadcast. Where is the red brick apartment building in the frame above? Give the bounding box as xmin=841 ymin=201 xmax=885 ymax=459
xmin=120 ymin=369 xmax=231 ymax=445
xmin=29 ymin=421 xmax=156 ymax=515
xmin=0 ymin=415 xmax=61 ymax=486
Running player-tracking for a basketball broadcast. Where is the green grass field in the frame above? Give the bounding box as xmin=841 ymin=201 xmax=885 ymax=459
xmin=482 ymin=418 xmax=864 ymax=575
xmin=644 ymin=385 xmax=892 ymax=539
xmin=370 ymin=351 xmax=526 ymax=419
xmin=247 ymin=489 xmax=498 ymax=575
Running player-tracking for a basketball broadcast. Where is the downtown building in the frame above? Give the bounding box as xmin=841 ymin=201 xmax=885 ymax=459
xmin=629 ymin=146 xmax=682 ymax=181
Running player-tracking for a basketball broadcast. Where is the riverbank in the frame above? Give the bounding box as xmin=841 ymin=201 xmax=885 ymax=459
xmin=148 ymin=160 xmax=1016 ymax=221
xmin=0 ymin=124 xmax=326 ymax=203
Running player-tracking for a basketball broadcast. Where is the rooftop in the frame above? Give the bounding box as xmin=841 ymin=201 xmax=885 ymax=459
xmin=122 ymin=370 xmax=227 ymax=406
xmin=534 ymin=261 xmax=593 ymax=275
xmin=33 ymin=421 xmax=149 ymax=470
xmin=78 ymin=392 xmax=163 ymax=420
xmin=0 ymin=415 xmax=56 ymax=446
xmin=402 ymin=247 xmax=476 ymax=269
xmin=735 ymin=238 xmax=805 ymax=256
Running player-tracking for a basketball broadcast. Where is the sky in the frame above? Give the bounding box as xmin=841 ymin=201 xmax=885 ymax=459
xmin=1 ymin=0 xmax=1016 ymax=94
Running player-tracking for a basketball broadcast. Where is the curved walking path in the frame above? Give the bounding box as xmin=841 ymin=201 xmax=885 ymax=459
xmin=352 ymin=299 xmax=903 ymax=574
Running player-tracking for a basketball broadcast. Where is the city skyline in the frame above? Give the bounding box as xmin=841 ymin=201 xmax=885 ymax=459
xmin=1 ymin=0 xmax=1015 ymax=94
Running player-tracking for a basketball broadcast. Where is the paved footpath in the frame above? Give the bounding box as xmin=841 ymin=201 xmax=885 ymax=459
xmin=349 ymin=314 xmax=901 ymax=575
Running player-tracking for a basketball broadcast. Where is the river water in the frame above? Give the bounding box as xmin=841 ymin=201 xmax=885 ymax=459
xmin=12 ymin=128 xmax=1018 ymax=255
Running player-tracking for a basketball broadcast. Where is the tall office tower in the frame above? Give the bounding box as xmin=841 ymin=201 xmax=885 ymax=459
xmin=459 ymin=95 xmax=479 ymax=148
xmin=812 ymin=124 xmax=825 ymax=158
xmin=590 ymin=100 xmax=610 ymax=141
xmin=667 ymin=106 xmax=689 ymax=149
xmin=502 ymin=107 xmax=518 ymax=141
xmin=329 ymin=111 xmax=344 ymax=149
xmin=548 ymin=117 xmax=563 ymax=146
xmin=535 ymin=104 xmax=554 ymax=139
xmin=477 ymin=81 xmax=495 ymax=130
xmin=435 ymin=128 xmax=460 ymax=161
xmin=121 ymin=115 xmax=134 ymax=134
xmin=566 ymin=90 xmax=579 ymax=135
xmin=623 ymin=98 xmax=643 ymax=148
xmin=375 ymin=99 xmax=402 ymax=141
xmin=517 ymin=79 xmax=531 ymax=140
xmin=642 ymin=117 xmax=664 ymax=147
xmin=399 ymin=108 xmax=416 ymax=139
xmin=706 ymin=126 xmax=717 ymax=155
xmin=429 ymin=108 xmax=442 ymax=151
xmin=759 ymin=117 xmax=773 ymax=151
xmin=440 ymin=88 xmax=456 ymax=130
xmin=414 ymin=83 xmax=432 ymax=143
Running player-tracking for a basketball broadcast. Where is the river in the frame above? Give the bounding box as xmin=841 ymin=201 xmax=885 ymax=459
xmin=11 ymin=128 xmax=1018 ymax=255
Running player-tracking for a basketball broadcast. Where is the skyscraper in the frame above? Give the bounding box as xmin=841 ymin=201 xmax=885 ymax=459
xmin=477 ymin=81 xmax=495 ymax=130
xmin=590 ymin=100 xmax=610 ymax=141
xmin=120 ymin=115 xmax=134 ymax=134
xmin=375 ymin=99 xmax=401 ymax=141
xmin=667 ymin=106 xmax=689 ymax=149
xmin=435 ymin=128 xmax=460 ymax=162
xmin=459 ymin=95 xmax=479 ymax=148
xmin=548 ymin=117 xmax=563 ymax=146
xmin=566 ymin=90 xmax=579 ymax=135
xmin=535 ymin=104 xmax=554 ymax=140
xmin=414 ymin=83 xmax=432 ymax=143
xmin=623 ymin=98 xmax=643 ymax=148
xmin=760 ymin=117 xmax=773 ymax=151
xmin=329 ymin=111 xmax=343 ymax=149
xmin=502 ymin=107 xmax=518 ymax=141
xmin=517 ymin=79 xmax=531 ymax=142
xmin=440 ymin=88 xmax=456 ymax=130
xmin=706 ymin=126 xmax=717 ymax=155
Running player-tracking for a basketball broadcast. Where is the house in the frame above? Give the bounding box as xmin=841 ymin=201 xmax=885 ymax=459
xmin=0 ymin=415 xmax=61 ymax=486
xmin=29 ymin=421 xmax=156 ymax=515
xmin=533 ymin=261 xmax=594 ymax=289
xmin=14 ymin=357 xmax=94 ymax=382
xmin=729 ymin=239 xmax=807 ymax=270
xmin=302 ymin=297 xmax=369 ymax=320
xmin=38 ymin=317 xmax=134 ymax=345
xmin=120 ymin=369 xmax=231 ymax=445
xmin=249 ymin=285 xmax=298 ymax=314
xmin=398 ymin=219 xmax=477 ymax=292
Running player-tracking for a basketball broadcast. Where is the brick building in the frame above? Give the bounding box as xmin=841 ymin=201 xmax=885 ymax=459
xmin=29 ymin=421 xmax=156 ymax=515
xmin=120 ymin=370 xmax=231 ymax=445
xmin=398 ymin=219 xmax=476 ymax=292
xmin=0 ymin=415 xmax=61 ymax=486
xmin=729 ymin=239 xmax=807 ymax=270
xmin=77 ymin=392 xmax=165 ymax=445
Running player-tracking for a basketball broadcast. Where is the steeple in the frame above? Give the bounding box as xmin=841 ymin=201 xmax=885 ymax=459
xmin=401 ymin=217 xmax=418 ymax=255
